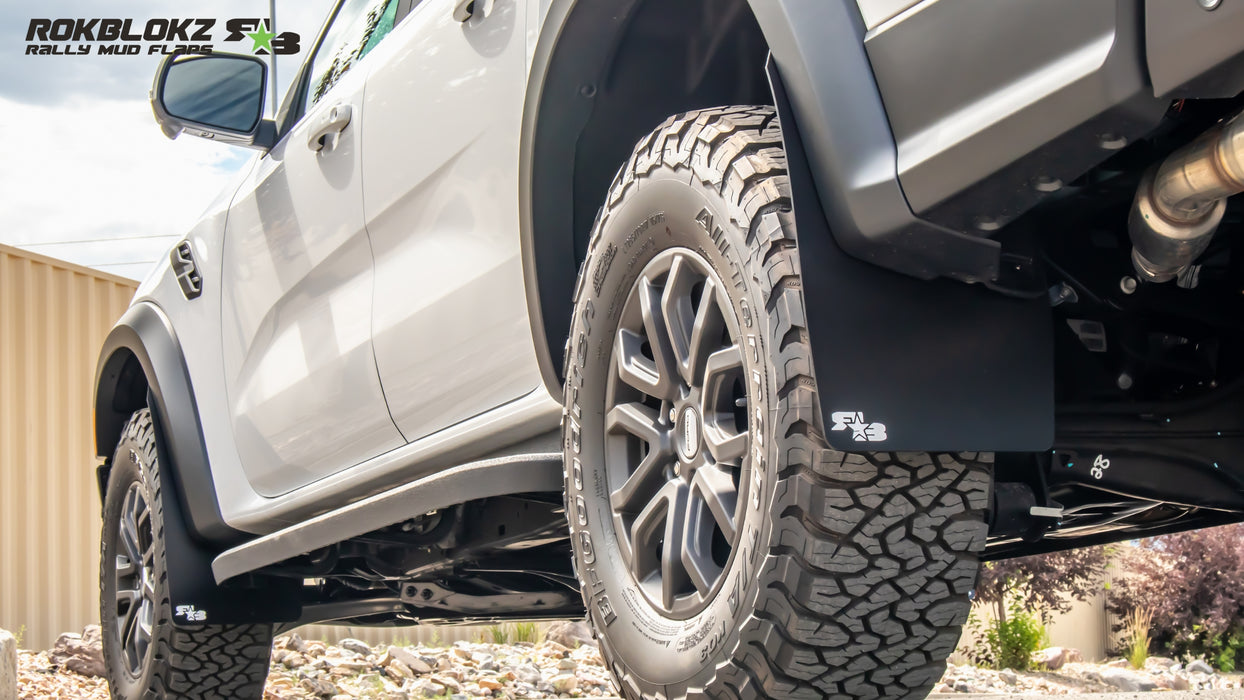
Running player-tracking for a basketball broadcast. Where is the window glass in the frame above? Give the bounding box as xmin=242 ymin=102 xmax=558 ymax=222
xmin=304 ymin=0 xmax=399 ymax=111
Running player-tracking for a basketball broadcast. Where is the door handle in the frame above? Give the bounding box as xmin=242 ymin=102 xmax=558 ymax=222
xmin=307 ymin=103 xmax=353 ymax=152
xmin=453 ymin=0 xmax=494 ymax=22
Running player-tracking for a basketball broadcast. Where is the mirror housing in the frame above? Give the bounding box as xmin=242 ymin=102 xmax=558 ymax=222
xmin=152 ymin=53 xmax=276 ymax=150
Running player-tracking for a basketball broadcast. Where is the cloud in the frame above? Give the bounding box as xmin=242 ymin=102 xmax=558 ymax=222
xmin=0 ymin=95 xmax=253 ymax=279
xmin=0 ymin=0 xmax=336 ymax=279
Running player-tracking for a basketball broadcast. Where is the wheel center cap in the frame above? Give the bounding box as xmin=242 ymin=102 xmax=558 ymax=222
xmin=679 ymin=406 xmax=701 ymax=460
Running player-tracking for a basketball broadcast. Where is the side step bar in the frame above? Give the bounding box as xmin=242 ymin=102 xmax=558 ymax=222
xmin=212 ymin=452 xmax=564 ymax=583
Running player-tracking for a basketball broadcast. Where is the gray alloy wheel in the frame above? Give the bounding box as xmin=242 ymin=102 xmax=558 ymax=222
xmin=113 ymin=481 xmax=158 ymax=679
xmin=562 ymin=106 xmax=992 ymax=700
xmin=605 ymin=248 xmax=750 ymax=619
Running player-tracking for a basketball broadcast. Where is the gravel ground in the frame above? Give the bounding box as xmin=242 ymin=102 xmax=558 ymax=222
xmin=11 ymin=626 xmax=1244 ymax=699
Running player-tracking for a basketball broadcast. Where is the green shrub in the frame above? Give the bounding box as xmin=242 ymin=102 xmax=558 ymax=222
xmin=509 ymin=622 xmax=542 ymax=644
xmin=1124 ymin=607 xmax=1153 ymax=669
xmin=967 ymin=604 xmax=1046 ymax=670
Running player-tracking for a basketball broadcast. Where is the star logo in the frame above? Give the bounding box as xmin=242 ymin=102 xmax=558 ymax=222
xmin=246 ymin=22 xmax=276 ymax=54
xmin=830 ymin=411 xmax=888 ymax=443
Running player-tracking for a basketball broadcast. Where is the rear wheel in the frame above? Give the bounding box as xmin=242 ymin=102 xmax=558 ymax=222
xmin=100 ymin=408 xmax=274 ymax=699
xmin=562 ymin=106 xmax=992 ymax=699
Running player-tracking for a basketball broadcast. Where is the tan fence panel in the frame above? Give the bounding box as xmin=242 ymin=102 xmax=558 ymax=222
xmin=0 ymin=244 xmax=137 ymax=651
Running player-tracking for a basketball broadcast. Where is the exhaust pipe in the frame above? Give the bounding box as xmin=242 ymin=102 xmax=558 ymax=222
xmin=1129 ymin=111 xmax=1244 ymax=282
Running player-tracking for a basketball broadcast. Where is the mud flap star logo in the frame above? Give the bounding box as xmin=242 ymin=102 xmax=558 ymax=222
xmin=831 ymin=411 xmax=888 ymax=442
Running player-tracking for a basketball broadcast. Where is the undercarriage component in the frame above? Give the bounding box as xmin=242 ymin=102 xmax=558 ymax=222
xmin=1130 ymin=110 xmax=1244 ymax=281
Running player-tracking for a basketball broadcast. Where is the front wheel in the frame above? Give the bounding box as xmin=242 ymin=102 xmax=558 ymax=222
xmin=562 ymin=106 xmax=991 ymax=699
xmin=100 ymin=408 xmax=274 ymax=699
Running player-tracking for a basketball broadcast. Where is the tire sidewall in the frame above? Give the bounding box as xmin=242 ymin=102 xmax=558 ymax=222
xmin=565 ymin=169 xmax=780 ymax=689
xmin=100 ymin=430 xmax=165 ymax=700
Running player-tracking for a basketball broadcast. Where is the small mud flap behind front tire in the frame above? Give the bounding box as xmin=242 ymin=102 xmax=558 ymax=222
xmin=144 ymin=391 xmax=302 ymax=627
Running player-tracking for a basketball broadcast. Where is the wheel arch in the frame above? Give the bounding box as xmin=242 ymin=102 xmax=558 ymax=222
xmin=520 ymin=0 xmax=773 ymax=395
xmin=521 ymin=0 xmax=1056 ymax=452
xmin=94 ymin=301 xmax=241 ymax=544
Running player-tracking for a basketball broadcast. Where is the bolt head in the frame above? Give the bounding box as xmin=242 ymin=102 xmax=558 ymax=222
xmin=673 ymin=464 xmax=681 ymax=477
xmin=1198 ymin=0 xmax=1221 ymax=10
xmin=1120 ymin=276 xmax=1138 ymax=295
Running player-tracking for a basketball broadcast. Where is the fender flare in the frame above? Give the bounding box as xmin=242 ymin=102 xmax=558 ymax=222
xmin=94 ymin=301 xmax=237 ymax=544
xmin=95 ymin=303 xmax=301 ymax=625
xmin=520 ymin=0 xmax=1053 ymax=451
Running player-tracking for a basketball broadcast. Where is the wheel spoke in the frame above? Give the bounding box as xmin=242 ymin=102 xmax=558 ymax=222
xmin=629 ymin=482 xmax=674 ymax=583
xmin=702 ymin=344 xmax=748 ymax=464
xmin=692 ymin=464 xmax=739 ymax=541
xmin=686 ymin=279 xmax=726 ymax=386
xmin=119 ymin=508 xmax=141 ymax=563
xmin=661 ymin=254 xmax=699 ymax=385
xmin=704 ymin=423 xmax=748 ymax=465
xmin=617 ymin=275 xmax=680 ymax=401
xmin=606 ymin=401 xmax=663 ymax=445
xmin=115 ymin=554 xmax=136 ymax=578
xmin=681 ymin=497 xmax=724 ymax=597
xmin=658 ymin=481 xmax=691 ymax=610
xmin=117 ymin=589 xmax=140 ymax=653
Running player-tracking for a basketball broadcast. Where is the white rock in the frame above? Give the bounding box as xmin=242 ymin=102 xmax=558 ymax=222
xmin=1100 ymin=666 xmax=1157 ymax=692
xmin=551 ymin=673 xmax=579 ymax=693
xmin=999 ymin=669 xmax=1017 ymax=685
xmin=339 ymin=638 xmax=373 ymax=656
xmin=0 ymin=629 xmax=15 ymax=700
xmin=387 ymin=646 xmax=434 ymax=674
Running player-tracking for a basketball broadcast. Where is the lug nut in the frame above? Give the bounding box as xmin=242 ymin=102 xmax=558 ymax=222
xmin=1120 ymin=276 xmax=1138 ymax=295
xmin=1117 ymin=372 xmax=1134 ymax=390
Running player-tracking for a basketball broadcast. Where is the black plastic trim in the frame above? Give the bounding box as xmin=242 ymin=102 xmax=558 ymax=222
xmin=145 ymin=390 xmax=302 ymax=627
xmin=745 ymin=0 xmax=1001 ymax=283
xmin=519 ymin=0 xmax=1010 ymax=400
xmin=771 ymin=59 xmax=1056 ymax=452
xmin=94 ymin=302 xmax=242 ymax=545
xmin=212 ymin=451 xmax=564 ymax=583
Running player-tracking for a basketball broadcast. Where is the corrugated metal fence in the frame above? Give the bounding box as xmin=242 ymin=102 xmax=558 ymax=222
xmin=0 ymin=245 xmax=494 ymax=651
xmin=0 ymin=244 xmax=137 ymax=651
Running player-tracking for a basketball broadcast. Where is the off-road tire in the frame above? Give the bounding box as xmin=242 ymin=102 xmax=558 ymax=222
xmin=562 ymin=106 xmax=992 ymax=699
xmin=100 ymin=408 xmax=273 ymax=699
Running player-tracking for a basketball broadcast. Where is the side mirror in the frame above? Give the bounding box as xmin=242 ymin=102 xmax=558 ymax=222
xmin=152 ymin=53 xmax=276 ymax=150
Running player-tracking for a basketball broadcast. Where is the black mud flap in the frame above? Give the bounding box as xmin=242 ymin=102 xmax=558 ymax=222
xmin=769 ymin=60 xmax=1055 ymax=452
xmin=147 ymin=391 xmax=302 ymax=627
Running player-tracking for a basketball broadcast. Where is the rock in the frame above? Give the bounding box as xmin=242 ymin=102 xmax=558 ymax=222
xmin=478 ymin=677 xmax=505 ymax=690
xmin=411 ymin=678 xmax=447 ymax=698
xmin=1100 ymin=667 xmax=1157 ymax=692
xmin=551 ymin=674 xmax=579 ymax=693
xmin=386 ymin=646 xmax=434 ymax=674
xmin=300 ymin=676 xmax=340 ymax=696
xmin=545 ymin=621 xmax=595 ymax=650
xmin=1172 ymin=675 xmax=1191 ymax=690
xmin=1144 ymin=656 xmax=1178 ymax=671
xmin=557 ymin=658 xmax=577 ymax=672
xmin=1105 ymin=658 xmax=1131 ymax=668
xmin=386 ymin=660 xmax=414 ymax=680
xmin=339 ymin=638 xmax=373 ymax=657
xmin=284 ymin=651 xmax=308 ymax=668
xmin=999 ymin=669 xmax=1017 ymax=685
xmin=48 ymin=626 xmax=105 ymax=678
xmin=1 ymin=629 xmax=16 ymax=700
xmin=435 ymin=675 xmax=465 ymax=693
xmin=1188 ymin=659 xmax=1215 ymax=674
xmin=540 ymin=641 xmax=573 ymax=657
xmin=1032 ymin=647 xmax=1077 ymax=671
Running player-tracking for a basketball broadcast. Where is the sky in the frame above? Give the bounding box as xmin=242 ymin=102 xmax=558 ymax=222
xmin=0 ymin=0 xmax=335 ymax=280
